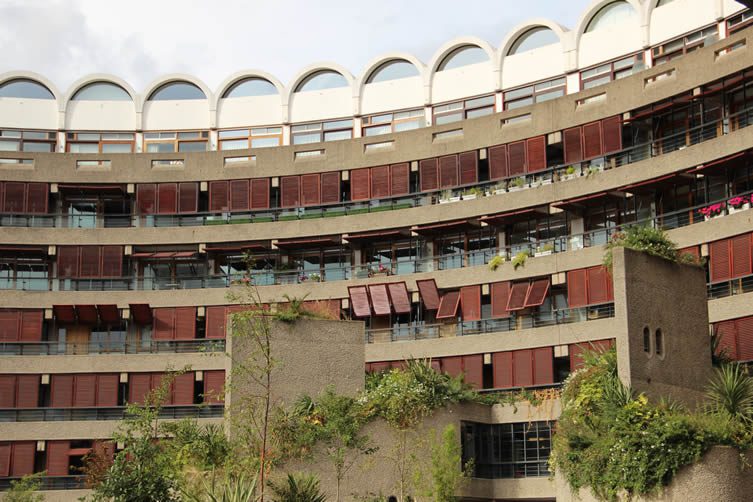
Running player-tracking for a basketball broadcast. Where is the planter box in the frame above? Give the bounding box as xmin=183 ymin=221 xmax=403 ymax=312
xmin=493 ymin=189 xmax=506 ymax=195
xmin=534 ymin=250 xmax=553 ymax=257
xmin=439 ymin=196 xmax=461 ymax=204
xmin=728 ymin=203 xmax=750 ymax=215
xmin=508 ymin=185 xmax=525 ymax=192
xmin=461 ymin=194 xmax=478 ymax=201
xmin=704 ymin=213 xmax=725 ymax=221
xmin=561 ymin=174 xmax=577 ymax=182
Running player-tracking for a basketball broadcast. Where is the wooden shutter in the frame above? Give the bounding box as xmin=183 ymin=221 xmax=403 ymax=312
xmin=570 ymin=340 xmax=613 ymax=370
xmin=370 ymin=166 xmax=390 ymax=198
xmin=390 ymin=163 xmax=410 ymax=195
xmin=731 ymin=234 xmax=752 ymax=278
xmin=458 ymin=151 xmax=478 ymax=185
xmin=491 ymin=282 xmax=512 ymax=318
xmin=15 ymin=375 xmax=38 ymax=408
xmin=178 ymin=183 xmax=198 ymax=213
xmin=601 ymin=116 xmax=622 ymax=153
xmin=100 ymin=246 xmax=123 ymax=278
xmin=96 ymin=374 xmax=119 ymax=407
xmin=128 ymin=373 xmax=152 ymax=404
xmin=506 ymin=282 xmax=529 ymax=311
xmin=47 ymin=440 xmax=71 ymax=476
xmin=460 ymin=285 xmax=481 ymax=321
xmin=507 ymin=141 xmax=527 ymax=176
xmin=417 ymin=279 xmax=441 ymax=310
xmin=137 ymin=184 xmax=157 ymax=214
xmin=489 ymin=145 xmax=509 ymax=180
xmin=301 ymin=174 xmax=321 ymax=206
xmin=369 ymin=284 xmax=391 ymax=316
xmin=709 ymin=239 xmax=731 ymax=282
xmin=462 ymin=354 xmax=484 ymax=388
xmin=57 ymin=246 xmax=80 ymax=278
xmin=582 ymin=121 xmax=603 ymax=159
xmin=157 ymin=183 xmax=178 ymax=214
xmin=151 ymin=374 xmax=169 ymax=405
xmin=567 ymin=269 xmax=589 ymax=307
xmin=209 ymin=181 xmax=229 ymax=212
xmin=229 ymin=180 xmax=250 ymax=211
xmin=79 ymin=246 xmax=102 ymax=278
xmin=174 ymin=307 xmax=196 ymax=340
xmin=587 ymin=266 xmax=610 ymax=304
xmin=320 ymin=172 xmax=340 ymax=204
xmin=172 ymin=372 xmax=195 ymax=405
xmin=0 ymin=376 xmax=15 ymax=407
xmin=348 ymin=286 xmax=371 ymax=318
xmin=50 ymin=374 xmax=74 ymax=407
xmin=73 ymin=374 xmax=97 ymax=407
xmin=419 ymin=158 xmax=439 ymax=191
xmin=0 ymin=311 xmax=20 ymax=341
xmin=3 ymin=182 xmax=25 ymax=213
xmin=11 ymin=442 xmax=36 ymax=477
xmin=736 ymin=317 xmax=753 ymax=361
xmin=436 ymin=291 xmax=461 ymax=319
xmin=715 ymin=321 xmax=738 ymax=360
xmin=20 ymin=311 xmax=42 ymax=342
xmin=153 ymin=308 xmax=175 ymax=340
xmin=526 ymin=136 xmax=547 ymax=173
xmin=441 ymin=356 xmax=463 ymax=378
xmin=205 ymin=306 xmax=227 ymax=339
xmin=0 ymin=443 xmax=10 ymax=477
xmin=387 ymin=282 xmax=411 ymax=314
xmin=281 ymin=176 xmax=301 ymax=207
xmin=563 ymin=127 xmax=583 ymax=164
xmin=203 ymin=370 xmax=225 ymax=404
xmin=25 ymin=183 xmax=48 ymax=214
xmin=438 ymin=155 xmax=459 ymax=188
xmin=493 ymin=351 xmax=513 ymax=389
xmin=533 ymin=347 xmax=554 ymax=385
xmin=250 ymin=178 xmax=270 ymax=209
xmin=513 ymin=349 xmax=533 ymax=387
xmin=350 ymin=169 xmax=370 ymax=201
xmin=524 ymin=279 xmax=550 ymax=308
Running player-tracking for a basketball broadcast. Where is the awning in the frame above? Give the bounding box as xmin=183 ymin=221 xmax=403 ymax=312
xmin=204 ymin=242 xmax=270 ymax=253
xmin=368 ymin=284 xmax=391 ymax=316
xmin=0 ymin=245 xmax=47 ymax=254
xmin=411 ymin=219 xmax=479 ymax=236
xmin=344 ymin=229 xmax=410 ymax=243
xmin=58 ymin=184 xmax=126 ymax=194
xmin=552 ymin=191 xmax=624 ymax=210
xmin=505 ymin=282 xmax=530 ymax=311
xmin=129 ymin=304 xmax=153 ymax=325
xmin=275 ymin=236 xmax=341 ymax=249
xmin=480 ymin=207 xmax=546 ymax=226
xmin=436 ymin=291 xmax=461 ymax=319
xmin=416 ymin=279 xmax=440 ymax=311
xmin=131 ymin=251 xmax=198 ymax=259
xmin=53 ymin=305 xmax=76 ymax=323
xmin=523 ymin=279 xmax=551 ymax=308
xmin=348 ymin=286 xmax=371 ymax=318
xmin=690 ymin=151 xmax=748 ymax=174
xmin=97 ymin=304 xmax=121 ymax=324
xmin=620 ymin=173 xmax=695 ymax=194
xmin=75 ymin=305 xmax=99 ymax=324
xmin=387 ymin=282 xmax=411 ymax=314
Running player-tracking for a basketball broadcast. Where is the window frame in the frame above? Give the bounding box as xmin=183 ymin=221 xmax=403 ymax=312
xmin=0 ymin=129 xmax=57 ymax=153
xmin=432 ymin=94 xmax=496 ymax=125
xmin=66 ymin=132 xmax=135 ymax=154
xmin=143 ymin=130 xmax=209 ymax=153
xmin=727 ymin=9 xmax=753 ymax=34
xmin=361 ymin=108 xmax=425 ymax=137
xmin=291 ymin=118 xmax=354 ymax=145
xmin=218 ymin=126 xmax=283 ymax=150
xmin=503 ymin=76 xmax=567 ymax=110
xmin=580 ymin=53 xmax=641 ymax=90
xmin=651 ymin=25 xmax=718 ymax=66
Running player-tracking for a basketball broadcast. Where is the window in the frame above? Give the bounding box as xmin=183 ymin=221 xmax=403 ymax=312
xmin=222 ymin=78 xmax=278 ymax=98
xmin=433 ymin=94 xmax=495 ymax=125
xmin=0 ymin=79 xmax=54 ymax=99
xmin=218 ymin=127 xmax=282 ymax=150
xmin=503 ymin=77 xmax=566 ymax=110
xmin=0 ymin=256 xmax=48 ymax=290
xmin=67 ymin=132 xmax=135 ymax=154
xmin=643 ymin=327 xmax=651 ymax=353
xmin=147 ymin=81 xmax=206 ymax=101
xmin=0 ymin=129 xmax=56 ymax=152
xmin=585 ymin=1 xmax=636 ymax=33
xmin=295 ymin=71 xmax=348 ymax=92
xmin=581 ymin=54 xmax=641 ymax=90
xmin=367 ymin=60 xmax=419 ymax=83
xmin=508 ymin=27 xmax=559 ymax=55
xmin=144 ymin=131 xmax=209 ymax=153
xmin=362 ymin=109 xmax=425 ymax=136
xmin=652 ymin=26 xmax=718 ymax=65
xmin=291 ymin=119 xmax=353 ymax=144
xmin=438 ymin=45 xmax=489 ymax=70
xmin=655 ymin=328 xmax=664 ymax=357
xmin=71 ymin=82 xmax=131 ymax=101
xmin=727 ymin=10 xmax=753 ymax=34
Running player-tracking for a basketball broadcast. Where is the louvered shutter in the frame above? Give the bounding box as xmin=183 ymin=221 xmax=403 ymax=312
xmin=79 ymin=246 xmax=102 ymax=278
xmin=151 ymin=373 xmax=169 ymax=405
xmin=0 ymin=311 xmax=19 ymax=341
xmin=582 ymin=122 xmax=603 ymax=159
xmin=229 ymin=180 xmax=250 ymax=211
xmin=172 ymin=372 xmax=195 ymax=405
xmin=320 ymin=172 xmax=340 ymax=204
xmin=153 ymin=308 xmax=175 ymax=340
xmin=462 ymin=354 xmax=484 ymax=388
xmin=350 ymin=169 xmax=370 ymax=201
xmin=57 ymin=246 xmax=80 ymax=278
xmin=25 ymin=183 xmax=48 ymax=214
xmin=714 ymin=321 xmax=738 ymax=360
xmin=563 ymin=127 xmax=583 ymax=164
xmin=731 ymin=234 xmax=752 ymax=278
xmin=523 ymin=279 xmax=550 ymax=308
xmin=16 ymin=375 xmax=38 ymax=408
xmin=507 ymin=141 xmax=527 ymax=176
xmin=369 ymin=362 xmax=390 ymax=373
xmin=526 ymin=136 xmax=547 ymax=173
xmin=46 ymin=440 xmax=70 ymax=476
xmin=679 ymin=246 xmax=700 ymax=260
xmin=128 ymin=373 xmax=152 ymax=404
xmin=460 ymin=285 xmax=481 ymax=321
xmin=302 ymin=299 xmax=341 ymax=320
xmin=348 ymin=286 xmax=371 ymax=318
xmin=137 ymin=184 xmax=157 ymax=214
xmin=709 ymin=239 xmax=732 ymax=282
xmin=587 ymin=266 xmax=610 ymax=304
xmin=438 ymin=155 xmax=459 ymax=188
xmin=205 ymin=306 xmax=227 ymax=339
xmin=488 ymin=145 xmax=509 ymax=180
xmin=96 ymin=374 xmax=119 ymax=407
xmin=570 ymin=340 xmax=613 ymax=370
xmin=157 ymin=183 xmax=178 ymax=214
xmin=387 ymin=282 xmax=411 ymax=314
xmin=281 ymin=176 xmax=301 ymax=207
xmin=100 ymin=246 xmax=123 ymax=278
xmin=20 ymin=311 xmax=42 ymax=342
xmin=417 ymin=279 xmax=441 ymax=310
xmin=419 ymin=158 xmax=439 ymax=191
xmin=0 ymin=376 xmax=15 ymax=407
xmin=601 ymin=116 xmax=623 ymax=153
xmin=533 ymin=347 xmax=554 ymax=385
xmin=436 ymin=291 xmax=461 ymax=319
xmin=301 ymin=174 xmax=321 ymax=206
xmin=506 ymin=282 xmax=529 ymax=311
xmin=209 ymin=181 xmax=230 ymax=212
xmin=73 ymin=374 xmax=97 ymax=407
xmin=493 ymin=351 xmax=513 ymax=388
xmin=513 ymin=349 xmax=533 ymax=387
xmin=441 ymin=356 xmax=463 ymax=378
xmin=2 ymin=182 xmax=25 ymax=213
xmin=390 ymin=163 xmax=410 ymax=195
xmin=369 ymin=166 xmax=390 ymax=199
xmin=174 ymin=307 xmax=196 ymax=340
xmin=250 ymin=178 xmax=271 ymax=209
xmin=0 ymin=443 xmax=10 ymax=476
xmin=490 ymin=282 xmax=511 ymax=318
xmin=11 ymin=442 xmax=36 ymax=477
xmin=567 ymin=269 xmax=589 ymax=307
xmin=736 ymin=317 xmax=753 ymax=361
xmin=369 ymin=284 xmax=391 ymax=316
xmin=51 ymin=374 xmax=74 ymax=407
xmin=203 ymin=370 xmax=225 ymax=404
xmin=178 ymin=183 xmax=198 ymax=213
xmin=458 ymin=151 xmax=478 ymax=185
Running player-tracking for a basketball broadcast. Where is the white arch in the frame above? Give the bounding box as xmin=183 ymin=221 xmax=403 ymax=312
xmin=354 ymin=53 xmax=428 ymax=114
xmin=140 ymin=73 xmax=213 ymax=130
xmin=0 ymin=71 xmax=62 ymax=130
xmin=427 ymin=37 xmax=497 ymax=104
xmin=286 ymin=63 xmax=356 ymax=122
xmin=140 ymin=74 xmax=213 ymax=111
xmin=61 ymin=74 xmax=138 ymax=131
xmin=214 ymin=70 xmax=286 ymax=107
xmin=63 ymin=74 xmax=137 ymax=107
xmin=574 ymin=0 xmax=646 ymax=56
xmin=214 ymin=70 xmax=286 ymax=129
xmin=498 ymin=19 xmax=570 ymax=89
xmin=0 ymin=71 xmax=61 ymax=101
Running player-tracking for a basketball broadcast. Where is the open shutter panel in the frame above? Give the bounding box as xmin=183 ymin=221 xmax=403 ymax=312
xmin=157 ymin=183 xmax=178 ymax=214
xmin=11 ymin=442 xmax=36 ymax=477
xmin=526 ymin=136 xmax=547 ymax=173
xmin=587 ymin=266 xmax=610 ymax=304
xmin=488 ymin=145 xmax=509 ymax=180
xmin=96 ymin=374 xmax=119 ymax=407
xmin=46 ymin=440 xmax=71 ymax=476
xmin=714 ymin=321 xmax=738 ymax=360
xmin=209 ymin=181 xmax=229 ymax=212
xmin=348 ymin=286 xmax=372 ymax=318
xmin=20 ymin=311 xmax=42 ymax=341
xmin=523 ymin=279 xmax=550 ymax=308
xmin=51 ymin=374 xmax=74 ymax=408
xmin=533 ymin=347 xmax=554 ymax=385
xmin=320 ymin=172 xmax=340 ymax=204
xmin=390 ymin=163 xmax=410 ymax=195
xmin=507 ymin=141 xmax=527 ymax=176
xmin=490 ymin=282 xmax=512 ymax=318
xmin=387 ymin=282 xmax=411 ymax=314
xmin=205 ymin=306 xmax=227 ymax=339
xmin=100 ymin=246 xmax=123 ymax=278
xmin=462 ymin=354 xmax=484 ymax=388
xmin=460 ymin=285 xmax=481 ymax=321
xmin=57 ymin=246 xmax=80 ymax=278
xmin=709 ymin=239 xmax=732 ymax=282
xmin=582 ymin=121 xmax=603 ymax=159
xmin=174 ymin=307 xmax=196 ymax=340
xmin=0 ymin=443 xmax=10 ymax=476
xmin=438 ymin=154 xmax=459 ymax=188
xmin=419 ymin=158 xmax=439 ymax=191
xmin=492 ymin=351 xmax=514 ymax=389
xmin=0 ymin=311 xmax=20 ymax=341
xmin=25 ymin=183 xmax=48 ymax=214
xmin=436 ymin=291 xmax=461 ymax=319
xmin=152 ymin=308 xmax=175 ymax=340
xmin=172 ymin=373 xmax=195 ymax=405
xmin=563 ymin=127 xmax=583 ymax=164
xmin=567 ymin=269 xmax=589 ymax=307
xmin=0 ymin=376 xmax=15 ymax=407
xmin=441 ymin=356 xmax=463 ymax=378
xmin=250 ymin=178 xmax=271 ymax=209
xmin=3 ymin=182 xmax=25 ymax=213
xmin=203 ymin=370 xmax=225 ymax=404
xmin=229 ymin=180 xmax=250 ymax=211
xmin=736 ymin=317 xmax=753 ymax=361
xmin=601 ymin=115 xmax=623 ymax=153
xmin=350 ymin=169 xmax=370 ymax=201
xmin=458 ymin=151 xmax=478 ymax=185
xmin=137 ymin=184 xmax=157 ymax=214
xmin=505 ymin=282 xmax=529 ymax=311
xmin=178 ymin=183 xmax=198 ymax=213
xmin=79 ymin=246 xmax=102 ymax=278
xmin=731 ymin=234 xmax=752 ymax=278
xmin=370 ymin=166 xmax=390 ymax=198
xmin=301 ymin=173 xmax=321 ymax=206
xmin=416 ymin=279 xmax=441 ymax=310
xmin=16 ymin=375 xmax=39 ymax=408
xmin=128 ymin=373 xmax=152 ymax=404
xmin=73 ymin=375 xmax=97 ymax=407
xmin=369 ymin=284 xmax=391 ymax=316
xmin=512 ymin=349 xmax=533 ymax=387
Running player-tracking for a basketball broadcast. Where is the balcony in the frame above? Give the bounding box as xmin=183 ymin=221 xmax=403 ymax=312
xmin=0 ymin=338 xmax=225 ymax=356
xmin=0 ymin=404 xmax=224 ymax=422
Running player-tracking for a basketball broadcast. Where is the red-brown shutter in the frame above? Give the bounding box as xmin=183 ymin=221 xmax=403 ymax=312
xmin=128 ymin=373 xmax=152 ymax=404
xmin=570 ymin=340 xmax=613 ymax=370
xmin=205 ymin=306 xmax=227 ymax=339
xmin=100 ymin=246 xmax=123 ymax=278
xmin=417 ymin=279 xmax=441 ymax=310
xmin=51 ymin=374 xmax=74 ymax=407
xmin=587 ymin=266 xmax=610 ymax=304
xmin=506 ymin=282 xmax=529 ymax=311
xmin=137 ymin=184 xmax=157 ymax=214
xmin=458 ymin=151 xmax=478 ymax=185
xmin=20 ymin=310 xmax=42 ymax=342
xmin=441 ymin=356 xmax=463 ymax=378
xmin=736 ymin=317 xmax=753 ymax=361
xmin=462 ymin=354 xmax=484 ymax=388
xmin=513 ymin=349 xmax=533 ymax=387
xmin=203 ymin=370 xmax=225 ymax=404
xmin=488 ymin=145 xmax=509 ymax=180
xmin=563 ymin=127 xmax=583 ymax=164
xmin=153 ymin=308 xmax=175 ymax=340
xmin=25 ymin=183 xmax=48 ymax=214
xmin=460 ymin=285 xmax=481 ymax=321
xmin=582 ymin=121 xmax=603 ymax=159
xmin=679 ymin=246 xmax=700 ymax=260
xmin=436 ymin=291 xmax=461 ymax=319
xmin=46 ymin=440 xmax=70 ymax=476
xmin=507 ymin=141 xmax=527 ymax=176
xmin=0 ymin=376 xmax=15 ymax=407
xmin=438 ymin=154 xmax=459 ymax=188
xmin=15 ymin=375 xmax=38 ymax=408
xmin=209 ymin=181 xmax=229 ymax=212
xmin=79 ymin=246 xmax=102 ymax=278
xmin=57 ymin=246 xmax=80 ymax=278
xmin=178 ymin=183 xmax=198 ymax=214
xmin=533 ymin=347 xmax=554 ymax=385
xmin=11 ymin=442 xmax=36 ymax=477
xmin=151 ymin=373 xmax=169 ymax=405
xmin=96 ymin=374 xmax=119 ymax=407
xmin=350 ymin=169 xmax=370 ymax=201
xmin=390 ymin=163 xmax=410 ymax=196
xmin=387 ymin=282 xmax=411 ymax=314
xmin=524 ymin=279 xmax=550 ymax=308
xmin=320 ymin=172 xmax=340 ymax=204
xmin=567 ymin=269 xmax=589 ymax=307
xmin=493 ymin=351 xmax=513 ymax=388
xmin=709 ymin=239 xmax=732 ymax=283
xmin=348 ymin=286 xmax=372 ymax=318
xmin=601 ymin=116 xmax=622 ymax=153
xmin=715 ymin=320 xmax=738 ymax=360
xmin=172 ymin=373 xmax=195 ymax=405
xmin=368 ymin=284 xmax=391 ymax=316
xmin=419 ymin=158 xmax=439 ymax=191
xmin=250 ymin=178 xmax=271 ymax=209
xmin=157 ymin=183 xmax=178 ymax=214
xmin=526 ymin=136 xmax=547 ymax=173
xmin=301 ymin=174 xmax=321 ymax=206
xmin=370 ymin=166 xmax=390 ymax=198
xmin=3 ymin=182 xmax=25 ymax=213
xmin=490 ymin=282 xmax=511 ymax=318
xmin=73 ymin=374 xmax=97 ymax=407
xmin=174 ymin=307 xmax=196 ymax=340
xmin=281 ymin=176 xmax=301 ymax=207
xmin=229 ymin=180 xmax=249 ymax=211
xmin=731 ymin=234 xmax=752 ymax=278
xmin=0 ymin=311 xmax=20 ymax=342
xmin=0 ymin=443 xmax=11 ymax=476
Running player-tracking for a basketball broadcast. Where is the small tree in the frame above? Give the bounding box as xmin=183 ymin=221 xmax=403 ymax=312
xmin=4 ymin=472 xmax=45 ymax=502
xmin=423 ymin=425 xmax=472 ymax=501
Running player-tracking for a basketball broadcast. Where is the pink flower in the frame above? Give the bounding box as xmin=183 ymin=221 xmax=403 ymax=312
xmin=728 ymin=195 xmax=748 ymax=208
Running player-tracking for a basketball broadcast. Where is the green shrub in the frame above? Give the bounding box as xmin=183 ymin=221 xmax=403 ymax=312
xmin=269 ymin=473 xmax=326 ymax=502
xmin=488 ymin=255 xmax=504 ymax=271
xmin=603 ymin=225 xmax=681 ymax=270
xmin=511 ymin=251 xmax=529 ymax=270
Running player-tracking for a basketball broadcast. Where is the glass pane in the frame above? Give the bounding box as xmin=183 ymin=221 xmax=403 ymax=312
xmin=218 ymin=129 xmax=247 ymax=139
xmin=0 ymin=79 xmax=55 ymax=99
xmin=220 ymin=139 xmax=249 ymax=150
xmin=323 ymin=119 xmax=354 ymax=131
xmin=368 ymin=60 xmax=419 ymax=83
xmin=434 ymin=112 xmax=463 ymax=125
xmin=0 ymin=140 xmax=20 ymax=151
xmin=178 ymin=141 xmax=207 ymax=152
xmin=77 ymin=133 xmax=100 ymax=141
xmin=22 ymin=142 xmax=53 ymax=152
xmin=102 ymin=143 xmax=132 ymax=153
xmin=296 ymin=71 xmax=348 ymax=92
xmin=439 ymin=46 xmax=489 ymax=70
xmin=250 ymin=137 xmax=280 ymax=148
xmin=177 ymin=132 xmax=201 ymax=139
xmin=394 ymin=119 xmax=422 ymax=132
xmin=466 ymin=107 xmax=494 ymax=119
xmin=323 ymin=129 xmax=352 ymax=142
xmin=149 ymin=82 xmax=206 ymax=100
xmin=68 ymin=143 xmax=99 ymax=153
xmin=72 ymin=82 xmax=131 ymax=101
xmin=363 ymin=125 xmax=392 ymax=136
xmin=223 ymin=78 xmax=278 ymax=98
xmin=465 ymin=95 xmax=495 ymax=109
xmin=146 ymin=143 xmax=175 ymax=153
xmin=292 ymin=132 xmax=321 ymax=145
xmin=22 ymin=131 xmax=47 ymax=140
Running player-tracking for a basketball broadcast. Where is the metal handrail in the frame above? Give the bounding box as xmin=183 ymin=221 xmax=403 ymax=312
xmin=0 ymin=338 xmax=225 ymax=356
xmin=708 ymin=273 xmax=753 ymax=300
xmin=0 ymin=475 xmax=86 ymax=491
xmin=0 ymin=404 xmax=224 ymax=423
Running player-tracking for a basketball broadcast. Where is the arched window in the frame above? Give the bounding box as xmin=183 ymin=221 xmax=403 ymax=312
xmin=72 ymin=82 xmax=131 ymax=101
xmin=222 ymin=78 xmax=278 ymax=98
xmin=366 ymin=60 xmax=419 ymax=83
xmin=148 ymin=81 xmax=206 ymax=101
xmin=643 ymin=327 xmax=651 ymax=354
xmin=655 ymin=328 xmax=664 ymax=357
xmin=509 ymin=27 xmax=559 ymax=55
xmin=585 ymin=1 xmax=637 ymax=33
xmin=0 ymin=79 xmax=54 ymax=99
xmin=295 ymin=71 xmax=348 ymax=92
xmin=438 ymin=46 xmax=489 ymax=71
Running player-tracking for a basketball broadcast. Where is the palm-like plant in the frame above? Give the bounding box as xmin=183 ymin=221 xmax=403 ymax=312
xmin=183 ymin=473 xmax=258 ymax=502
xmin=269 ymin=473 xmax=327 ymax=502
xmin=705 ymin=363 xmax=753 ymax=422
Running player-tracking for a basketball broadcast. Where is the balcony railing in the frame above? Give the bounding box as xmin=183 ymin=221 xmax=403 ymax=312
xmin=0 ymin=475 xmax=86 ymax=491
xmin=0 ymin=338 xmax=225 ymax=356
xmin=0 ymin=404 xmax=224 ymax=423
xmin=708 ymin=273 xmax=753 ymax=299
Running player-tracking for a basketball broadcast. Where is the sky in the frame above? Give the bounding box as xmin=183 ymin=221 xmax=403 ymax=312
xmin=0 ymin=0 xmax=594 ymax=92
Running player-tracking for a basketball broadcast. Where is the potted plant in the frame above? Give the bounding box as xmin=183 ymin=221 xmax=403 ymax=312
xmin=462 ymin=187 xmax=484 ymax=200
xmin=508 ymin=177 xmax=526 ymax=191
xmin=491 ymin=182 xmax=506 ymax=196
xmin=700 ymin=202 xmax=726 ymax=221
xmin=727 ymin=195 xmax=750 ymax=214
xmin=439 ymin=189 xmax=460 ymax=204
xmin=368 ymin=264 xmax=390 ymax=277
xmin=488 ymin=255 xmax=505 ymax=271
xmin=307 ymin=272 xmax=321 ymax=282
xmin=534 ymin=242 xmax=555 ymax=257
xmin=512 ymin=250 xmax=530 ymax=270
xmin=561 ymin=165 xmax=577 ymax=181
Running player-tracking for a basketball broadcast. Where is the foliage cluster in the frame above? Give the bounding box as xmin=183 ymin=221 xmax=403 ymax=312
xmin=603 ymin=225 xmax=702 ymax=270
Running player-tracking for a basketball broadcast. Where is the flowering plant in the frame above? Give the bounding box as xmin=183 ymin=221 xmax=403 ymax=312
xmin=728 ymin=195 xmax=749 ymax=208
xmin=699 ymin=202 xmax=725 ymax=217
